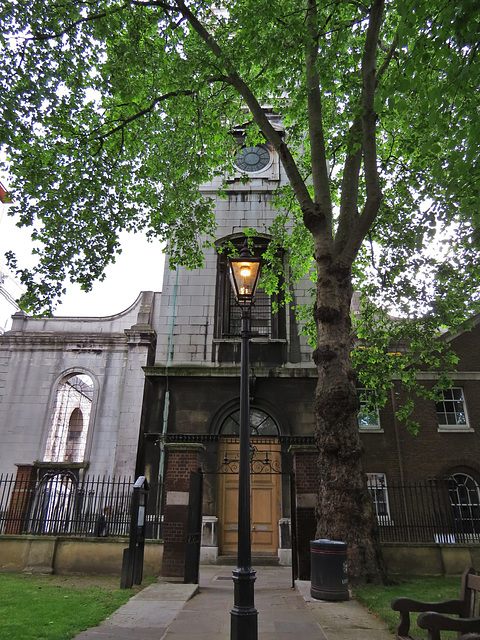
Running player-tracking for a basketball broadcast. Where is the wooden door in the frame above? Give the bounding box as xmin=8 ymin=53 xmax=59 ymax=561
xmin=218 ymin=439 xmax=281 ymax=554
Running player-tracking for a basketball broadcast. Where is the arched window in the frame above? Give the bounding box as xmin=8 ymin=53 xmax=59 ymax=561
xmin=447 ymin=473 xmax=480 ymax=541
xmin=65 ymin=408 xmax=84 ymax=461
xmin=220 ymin=407 xmax=279 ymax=436
xmin=44 ymin=373 xmax=94 ymax=463
xmin=215 ymin=236 xmax=285 ymax=340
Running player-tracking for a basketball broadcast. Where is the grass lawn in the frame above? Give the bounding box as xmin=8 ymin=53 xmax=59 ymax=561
xmin=354 ymin=574 xmax=463 ymax=637
xmin=0 ymin=573 xmax=153 ymax=640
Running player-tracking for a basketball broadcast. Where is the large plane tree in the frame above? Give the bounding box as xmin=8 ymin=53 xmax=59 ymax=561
xmin=1 ymin=0 xmax=479 ymax=584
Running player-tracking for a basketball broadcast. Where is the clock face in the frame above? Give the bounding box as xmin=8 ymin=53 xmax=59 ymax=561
xmin=234 ymin=145 xmax=271 ymax=173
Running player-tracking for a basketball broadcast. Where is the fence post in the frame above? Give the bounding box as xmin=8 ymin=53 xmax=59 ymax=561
xmin=120 ymin=476 xmax=149 ymax=589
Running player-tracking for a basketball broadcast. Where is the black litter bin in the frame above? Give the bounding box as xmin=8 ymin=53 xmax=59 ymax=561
xmin=310 ymin=539 xmax=349 ymax=601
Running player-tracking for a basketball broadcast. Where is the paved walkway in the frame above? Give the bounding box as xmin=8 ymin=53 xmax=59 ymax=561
xmin=72 ymin=565 xmax=393 ymax=640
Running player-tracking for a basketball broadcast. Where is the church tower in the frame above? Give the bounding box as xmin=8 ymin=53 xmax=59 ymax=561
xmin=143 ymin=110 xmax=318 ymax=575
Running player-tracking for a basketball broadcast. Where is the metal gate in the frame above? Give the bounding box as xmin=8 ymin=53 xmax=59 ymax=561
xmin=202 ymin=438 xmax=297 ymax=588
xmin=184 ymin=469 xmax=203 ymax=584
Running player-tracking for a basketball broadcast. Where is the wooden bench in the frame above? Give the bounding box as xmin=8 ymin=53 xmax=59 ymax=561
xmin=391 ymin=567 xmax=480 ymax=640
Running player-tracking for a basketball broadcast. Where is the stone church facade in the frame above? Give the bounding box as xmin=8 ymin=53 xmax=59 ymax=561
xmin=0 ymin=292 xmax=157 ymax=478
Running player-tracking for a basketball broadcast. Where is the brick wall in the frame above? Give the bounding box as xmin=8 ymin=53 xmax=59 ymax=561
xmin=361 ymin=373 xmax=480 ymax=485
xmin=161 ymin=445 xmax=203 ymax=577
xmin=4 ymin=465 xmax=37 ymax=534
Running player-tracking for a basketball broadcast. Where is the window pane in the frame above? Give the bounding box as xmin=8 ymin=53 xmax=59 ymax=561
xmin=448 ymin=473 xmax=480 ymax=538
xmin=220 ymin=408 xmax=279 ymax=436
xmin=366 ymin=473 xmax=390 ymax=520
xmin=357 ymin=390 xmax=380 ymax=429
xmin=228 ymin=287 xmax=271 ymax=337
xmin=437 ymin=388 xmax=468 ymax=428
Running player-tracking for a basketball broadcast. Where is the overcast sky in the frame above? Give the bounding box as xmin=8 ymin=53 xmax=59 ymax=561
xmin=0 ymin=203 xmax=165 ymax=317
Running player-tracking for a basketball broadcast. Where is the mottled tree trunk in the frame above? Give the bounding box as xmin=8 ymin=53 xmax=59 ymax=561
xmin=312 ymin=256 xmax=388 ymax=586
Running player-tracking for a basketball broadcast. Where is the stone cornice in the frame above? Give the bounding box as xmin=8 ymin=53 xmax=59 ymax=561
xmin=33 ymin=461 xmax=90 ymax=470
xmin=392 ymin=371 xmax=480 ymax=382
xmin=288 ymin=444 xmax=317 ymax=454
xmin=143 ymin=364 xmax=318 ymax=378
xmin=160 ymin=434 xmax=315 ymax=445
xmin=164 ymin=443 xmax=206 ymax=452
xmin=124 ymin=326 xmax=157 ymax=348
xmin=0 ymin=332 xmax=129 ymax=350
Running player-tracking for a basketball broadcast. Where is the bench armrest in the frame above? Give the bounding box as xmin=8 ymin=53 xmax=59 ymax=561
xmin=392 ymin=598 xmax=465 ymax=615
xmin=391 ymin=598 xmax=464 ymax=638
xmin=417 ymin=612 xmax=480 ymax=640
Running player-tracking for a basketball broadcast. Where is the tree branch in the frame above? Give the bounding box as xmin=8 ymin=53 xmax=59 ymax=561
xmin=174 ymin=0 xmax=317 ymax=220
xmin=377 ymin=29 xmax=399 ymax=83
xmin=305 ymin=0 xmax=333 ymax=236
xmin=27 ymin=5 xmax=125 ymax=42
xmin=24 ymin=1 xmax=175 ymax=43
xmin=334 ymin=115 xmax=362 ymax=256
xmin=95 ymin=89 xmax=195 ymax=141
xmin=338 ymin=0 xmax=385 ymax=264
xmin=90 ymin=69 xmax=229 ymax=143
xmin=360 ymin=0 xmax=384 ymax=222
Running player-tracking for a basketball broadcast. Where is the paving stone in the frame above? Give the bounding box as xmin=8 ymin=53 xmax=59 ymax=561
xmin=71 ymin=566 xmax=393 ymax=640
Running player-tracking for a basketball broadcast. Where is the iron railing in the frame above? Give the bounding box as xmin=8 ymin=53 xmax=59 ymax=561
xmin=0 ymin=473 xmax=163 ymax=539
xmin=369 ymin=476 xmax=480 ymax=544
xmin=1 ymin=471 xmax=480 ymax=545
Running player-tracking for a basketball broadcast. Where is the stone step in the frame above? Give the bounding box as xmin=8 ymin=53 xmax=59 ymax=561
xmin=217 ymin=554 xmax=280 ymax=566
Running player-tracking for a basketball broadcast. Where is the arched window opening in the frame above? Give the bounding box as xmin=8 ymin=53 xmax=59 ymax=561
xmin=44 ymin=374 xmax=93 ymax=463
xmin=220 ymin=407 xmax=279 ymax=437
xmin=215 ymin=236 xmax=285 ymax=340
xmin=65 ymin=408 xmax=84 ymax=461
xmin=448 ymin=473 xmax=480 ymax=542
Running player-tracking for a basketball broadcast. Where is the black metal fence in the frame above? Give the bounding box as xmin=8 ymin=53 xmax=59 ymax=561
xmin=0 ymin=472 xmax=163 ymax=539
xmin=2 ymin=471 xmax=480 ymax=545
xmin=369 ymin=476 xmax=480 ymax=544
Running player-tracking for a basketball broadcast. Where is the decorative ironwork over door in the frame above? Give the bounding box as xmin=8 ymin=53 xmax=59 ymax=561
xmin=217 ymin=438 xmax=282 ymax=555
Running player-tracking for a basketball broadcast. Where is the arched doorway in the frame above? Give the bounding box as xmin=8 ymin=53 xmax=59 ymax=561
xmin=217 ymin=408 xmax=282 ymax=556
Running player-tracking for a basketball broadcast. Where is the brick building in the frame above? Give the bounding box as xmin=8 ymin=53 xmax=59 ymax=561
xmin=360 ymin=321 xmax=480 ymax=482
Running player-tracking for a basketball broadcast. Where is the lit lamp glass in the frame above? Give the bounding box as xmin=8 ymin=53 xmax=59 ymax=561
xmin=229 ymin=251 xmax=262 ymax=304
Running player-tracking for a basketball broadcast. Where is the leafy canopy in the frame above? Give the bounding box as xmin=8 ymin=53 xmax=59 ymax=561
xmin=0 ymin=0 xmax=479 ymax=425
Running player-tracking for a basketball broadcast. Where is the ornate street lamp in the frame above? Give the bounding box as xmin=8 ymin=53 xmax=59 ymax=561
xmin=228 ymin=241 xmax=262 ymax=640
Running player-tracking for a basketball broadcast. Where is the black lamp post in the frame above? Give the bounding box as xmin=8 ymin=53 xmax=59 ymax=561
xmin=228 ymin=242 xmax=262 ymax=640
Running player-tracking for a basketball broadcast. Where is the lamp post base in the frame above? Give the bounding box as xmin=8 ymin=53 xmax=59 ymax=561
xmin=230 ymin=568 xmax=258 ymax=640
